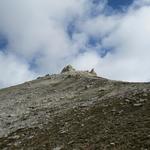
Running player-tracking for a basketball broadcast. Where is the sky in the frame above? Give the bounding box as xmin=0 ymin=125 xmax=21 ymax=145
xmin=0 ymin=0 xmax=150 ymax=88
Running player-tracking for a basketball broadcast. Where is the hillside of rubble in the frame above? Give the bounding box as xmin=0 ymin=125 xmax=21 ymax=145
xmin=0 ymin=65 xmax=150 ymax=150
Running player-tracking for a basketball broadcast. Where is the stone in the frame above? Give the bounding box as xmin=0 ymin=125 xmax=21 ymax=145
xmin=11 ymin=135 xmax=20 ymax=139
xmin=133 ymin=103 xmax=143 ymax=107
xmin=60 ymin=97 xmax=64 ymax=100
xmin=85 ymin=85 xmax=90 ymax=90
xmin=61 ymin=65 xmax=75 ymax=73
xmin=90 ymin=68 xmax=97 ymax=76
xmin=111 ymin=108 xmax=116 ymax=112
xmin=143 ymin=93 xmax=148 ymax=97
xmin=53 ymin=146 xmax=63 ymax=150
xmin=75 ymin=74 xmax=81 ymax=79
xmin=98 ymin=88 xmax=105 ymax=92
xmin=125 ymin=99 xmax=130 ymax=103
xmin=45 ymin=74 xmax=50 ymax=77
xmin=139 ymin=99 xmax=146 ymax=103
xmin=110 ymin=142 xmax=115 ymax=146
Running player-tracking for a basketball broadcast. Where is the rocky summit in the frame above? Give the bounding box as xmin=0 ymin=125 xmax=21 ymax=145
xmin=0 ymin=66 xmax=150 ymax=150
xmin=61 ymin=65 xmax=76 ymax=73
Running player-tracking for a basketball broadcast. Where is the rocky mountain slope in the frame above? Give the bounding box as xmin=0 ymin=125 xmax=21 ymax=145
xmin=0 ymin=65 xmax=150 ymax=150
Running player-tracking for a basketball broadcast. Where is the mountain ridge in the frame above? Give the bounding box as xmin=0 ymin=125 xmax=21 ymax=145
xmin=0 ymin=66 xmax=150 ymax=150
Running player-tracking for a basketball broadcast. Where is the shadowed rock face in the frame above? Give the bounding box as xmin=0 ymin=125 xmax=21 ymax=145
xmin=0 ymin=66 xmax=150 ymax=150
xmin=90 ymin=68 xmax=97 ymax=76
xmin=61 ymin=65 xmax=76 ymax=73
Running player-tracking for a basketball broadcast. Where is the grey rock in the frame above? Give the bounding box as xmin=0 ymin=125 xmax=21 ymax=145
xmin=90 ymin=68 xmax=97 ymax=76
xmin=61 ymin=65 xmax=75 ymax=73
xmin=133 ymin=103 xmax=143 ymax=107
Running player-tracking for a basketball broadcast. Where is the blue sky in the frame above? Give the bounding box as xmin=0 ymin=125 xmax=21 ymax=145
xmin=0 ymin=35 xmax=8 ymax=50
xmin=0 ymin=1 xmax=129 ymax=52
xmin=0 ymin=0 xmax=133 ymax=51
xmin=108 ymin=0 xmax=133 ymax=9
xmin=0 ymin=0 xmax=150 ymax=88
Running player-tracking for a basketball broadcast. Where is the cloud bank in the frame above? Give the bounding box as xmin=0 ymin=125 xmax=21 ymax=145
xmin=0 ymin=0 xmax=150 ymax=87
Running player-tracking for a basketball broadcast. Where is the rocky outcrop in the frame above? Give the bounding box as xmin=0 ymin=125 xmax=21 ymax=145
xmin=61 ymin=65 xmax=76 ymax=73
xmin=90 ymin=68 xmax=97 ymax=76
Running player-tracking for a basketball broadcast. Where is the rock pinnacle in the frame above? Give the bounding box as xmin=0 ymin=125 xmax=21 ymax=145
xmin=61 ymin=65 xmax=76 ymax=73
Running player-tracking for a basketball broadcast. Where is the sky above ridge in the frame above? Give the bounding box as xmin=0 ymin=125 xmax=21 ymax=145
xmin=108 ymin=0 xmax=133 ymax=8
xmin=0 ymin=0 xmax=150 ymax=88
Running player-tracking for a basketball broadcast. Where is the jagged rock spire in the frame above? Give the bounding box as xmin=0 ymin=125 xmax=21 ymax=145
xmin=90 ymin=68 xmax=97 ymax=76
xmin=61 ymin=65 xmax=76 ymax=73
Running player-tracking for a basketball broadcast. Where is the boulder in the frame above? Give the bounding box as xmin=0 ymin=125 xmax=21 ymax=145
xmin=61 ymin=65 xmax=76 ymax=73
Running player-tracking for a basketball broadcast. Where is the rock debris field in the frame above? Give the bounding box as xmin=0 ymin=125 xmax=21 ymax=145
xmin=0 ymin=66 xmax=150 ymax=150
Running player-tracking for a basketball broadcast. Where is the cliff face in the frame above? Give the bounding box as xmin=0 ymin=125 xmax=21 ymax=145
xmin=0 ymin=66 xmax=150 ymax=150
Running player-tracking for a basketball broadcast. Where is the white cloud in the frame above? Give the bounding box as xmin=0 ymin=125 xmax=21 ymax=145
xmin=72 ymin=1 xmax=150 ymax=82
xmin=0 ymin=0 xmax=84 ymax=57
xmin=0 ymin=0 xmax=150 ymax=88
xmin=80 ymin=15 xmax=120 ymax=38
xmin=72 ymin=51 xmax=100 ymax=70
xmin=0 ymin=0 xmax=87 ymax=87
xmin=0 ymin=52 xmax=35 ymax=87
xmin=98 ymin=5 xmax=150 ymax=81
xmin=133 ymin=0 xmax=150 ymax=7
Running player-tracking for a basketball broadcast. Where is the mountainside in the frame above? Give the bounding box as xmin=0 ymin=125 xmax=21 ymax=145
xmin=0 ymin=66 xmax=150 ymax=150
